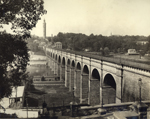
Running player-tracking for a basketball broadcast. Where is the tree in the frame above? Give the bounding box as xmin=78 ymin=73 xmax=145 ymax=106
xmin=0 ymin=0 xmax=46 ymax=100
xmin=100 ymin=47 xmax=104 ymax=56
xmin=104 ymin=47 xmax=110 ymax=56
xmin=0 ymin=0 xmax=46 ymax=37
xmin=93 ymin=42 xmax=100 ymax=51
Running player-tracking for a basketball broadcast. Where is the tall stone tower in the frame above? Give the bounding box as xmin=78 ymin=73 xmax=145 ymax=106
xmin=43 ymin=19 xmax=46 ymax=39
xmin=51 ymin=34 xmax=54 ymax=44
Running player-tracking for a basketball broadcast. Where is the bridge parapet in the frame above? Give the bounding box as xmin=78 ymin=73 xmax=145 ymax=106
xmin=80 ymin=100 xmax=150 ymax=111
xmin=124 ymin=66 xmax=150 ymax=77
xmin=48 ymin=48 xmax=150 ymax=72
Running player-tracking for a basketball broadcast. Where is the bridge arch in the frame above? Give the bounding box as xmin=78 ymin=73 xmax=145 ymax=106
xmin=55 ymin=54 xmax=57 ymax=61
xmin=92 ymin=69 xmax=100 ymax=79
xmin=83 ymin=65 xmax=89 ymax=74
xmin=62 ymin=57 xmax=65 ymax=65
xmin=74 ymin=62 xmax=81 ymax=97
xmin=69 ymin=60 xmax=75 ymax=91
xmin=54 ymin=54 xmax=58 ymax=76
xmin=76 ymin=62 xmax=81 ymax=70
xmin=81 ymin=65 xmax=89 ymax=104
xmin=104 ymin=74 xmax=116 ymax=89
xmin=61 ymin=57 xmax=66 ymax=81
xmin=67 ymin=59 xmax=70 ymax=66
xmin=57 ymin=56 xmax=61 ymax=78
xmin=58 ymin=56 xmax=61 ymax=64
xmin=50 ymin=53 xmax=55 ymax=72
xmin=103 ymin=74 xmax=116 ymax=104
xmin=53 ymin=53 xmax=55 ymax=59
xmin=49 ymin=52 xmax=51 ymax=57
xmin=71 ymin=60 xmax=75 ymax=67
xmin=90 ymin=68 xmax=100 ymax=105
xmin=51 ymin=52 xmax=53 ymax=57
xmin=65 ymin=59 xmax=71 ymax=87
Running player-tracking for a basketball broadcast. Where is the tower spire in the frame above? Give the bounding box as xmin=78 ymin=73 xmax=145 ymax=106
xmin=43 ymin=19 xmax=46 ymax=39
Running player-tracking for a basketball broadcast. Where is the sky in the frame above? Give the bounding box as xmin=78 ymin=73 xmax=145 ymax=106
xmin=2 ymin=0 xmax=150 ymax=37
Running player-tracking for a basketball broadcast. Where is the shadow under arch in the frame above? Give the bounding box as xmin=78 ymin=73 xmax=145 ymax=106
xmin=58 ymin=56 xmax=61 ymax=64
xmin=71 ymin=60 xmax=75 ymax=67
xmin=61 ymin=57 xmax=65 ymax=81
xmin=53 ymin=53 xmax=55 ymax=59
xmin=76 ymin=62 xmax=81 ymax=70
xmin=83 ymin=65 xmax=89 ymax=74
xmin=57 ymin=56 xmax=61 ymax=79
xmin=55 ymin=55 xmax=57 ymax=61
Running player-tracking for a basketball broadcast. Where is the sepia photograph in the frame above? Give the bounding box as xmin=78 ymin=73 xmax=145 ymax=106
xmin=0 ymin=0 xmax=150 ymax=118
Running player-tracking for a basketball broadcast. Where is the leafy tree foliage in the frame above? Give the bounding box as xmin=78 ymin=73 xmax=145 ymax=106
xmin=0 ymin=0 xmax=46 ymax=100
xmin=27 ymin=36 xmax=41 ymax=52
xmin=52 ymin=32 xmax=150 ymax=56
xmin=0 ymin=32 xmax=29 ymax=99
xmin=0 ymin=0 xmax=46 ymax=38
xmin=103 ymin=47 xmax=110 ymax=56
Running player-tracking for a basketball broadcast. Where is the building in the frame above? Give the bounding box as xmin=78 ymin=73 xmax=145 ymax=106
xmin=54 ymin=42 xmax=62 ymax=49
xmin=127 ymin=49 xmax=139 ymax=55
xmin=136 ymin=40 xmax=149 ymax=45
xmin=9 ymin=86 xmax=25 ymax=108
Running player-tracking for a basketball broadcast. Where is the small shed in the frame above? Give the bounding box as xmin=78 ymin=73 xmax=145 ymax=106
xmin=127 ymin=49 xmax=139 ymax=55
xmin=9 ymin=86 xmax=25 ymax=108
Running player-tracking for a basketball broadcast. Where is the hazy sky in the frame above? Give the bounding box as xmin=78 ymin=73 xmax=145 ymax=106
xmin=2 ymin=0 xmax=150 ymax=37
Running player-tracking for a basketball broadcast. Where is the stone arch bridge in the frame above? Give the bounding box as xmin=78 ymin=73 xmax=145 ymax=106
xmin=45 ymin=48 xmax=150 ymax=106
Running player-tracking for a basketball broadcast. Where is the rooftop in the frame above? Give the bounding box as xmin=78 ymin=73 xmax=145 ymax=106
xmin=9 ymin=86 xmax=25 ymax=98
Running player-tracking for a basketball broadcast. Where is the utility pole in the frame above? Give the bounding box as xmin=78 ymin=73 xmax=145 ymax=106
xmin=26 ymin=98 xmax=28 ymax=118
xmin=138 ymin=78 xmax=142 ymax=103
xmin=15 ymin=86 xmax=17 ymax=107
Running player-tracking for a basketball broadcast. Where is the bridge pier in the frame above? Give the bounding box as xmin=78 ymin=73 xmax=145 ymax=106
xmin=116 ymin=65 xmax=123 ymax=103
xmin=57 ymin=63 xmax=60 ymax=79
xmin=65 ymin=66 xmax=70 ymax=87
xmin=48 ymin=58 xmax=52 ymax=69
xmin=47 ymin=58 xmax=54 ymax=75
xmin=69 ymin=67 xmax=75 ymax=92
xmin=80 ymin=73 xmax=89 ymax=104
xmin=54 ymin=61 xmax=58 ymax=75
xmin=60 ymin=65 xmax=65 ymax=81
xmin=102 ymin=86 xmax=116 ymax=104
xmin=75 ymin=70 xmax=81 ymax=97
xmin=90 ymin=79 xmax=100 ymax=105
xmin=47 ymin=58 xmax=50 ymax=67
xmin=50 ymin=59 xmax=54 ymax=72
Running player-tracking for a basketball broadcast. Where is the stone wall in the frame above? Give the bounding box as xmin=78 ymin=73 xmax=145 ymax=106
xmin=122 ymin=66 xmax=150 ymax=102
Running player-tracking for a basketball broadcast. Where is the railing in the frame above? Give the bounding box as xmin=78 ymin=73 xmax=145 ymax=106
xmin=41 ymin=103 xmax=89 ymax=117
xmin=49 ymin=48 xmax=150 ymax=72
xmin=80 ymin=100 xmax=150 ymax=113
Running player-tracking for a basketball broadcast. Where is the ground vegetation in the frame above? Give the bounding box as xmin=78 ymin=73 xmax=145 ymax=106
xmin=52 ymin=32 xmax=150 ymax=56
